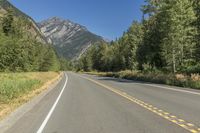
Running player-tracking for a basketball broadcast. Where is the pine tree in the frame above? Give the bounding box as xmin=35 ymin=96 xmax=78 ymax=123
xmin=194 ymin=0 xmax=200 ymax=62
xmin=142 ymin=0 xmax=160 ymax=17
xmin=112 ymin=41 xmax=126 ymax=71
xmin=2 ymin=8 xmax=15 ymax=36
xmin=158 ymin=0 xmax=197 ymax=73
xmin=137 ymin=1 xmax=165 ymax=71
xmin=123 ymin=21 xmax=144 ymax=70
xmin=39 ymin=47 xmax=60 ymax=71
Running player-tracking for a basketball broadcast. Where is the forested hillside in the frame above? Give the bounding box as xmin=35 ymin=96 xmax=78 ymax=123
xmin=77 ymin=0 xmax=200 ymax=74
xmin=0 ymin=3 xmax=60 ymax=72
xmin=0 ymin=0 xmax=47 ymax=44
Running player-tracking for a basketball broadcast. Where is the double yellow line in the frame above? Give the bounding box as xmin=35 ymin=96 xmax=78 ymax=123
xmin=81 ymin=75 xmax=200 ymax=133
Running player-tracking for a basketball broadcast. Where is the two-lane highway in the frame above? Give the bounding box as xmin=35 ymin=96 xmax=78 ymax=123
xmin=4 ymin=72 xmax=200 ymax=133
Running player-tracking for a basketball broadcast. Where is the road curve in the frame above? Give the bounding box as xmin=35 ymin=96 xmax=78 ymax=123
xmin=4 ymin=72 xmax=200 ymax=133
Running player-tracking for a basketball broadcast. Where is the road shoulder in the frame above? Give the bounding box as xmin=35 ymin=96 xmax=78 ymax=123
xmin=0 ymin=73 xmax=64 ymax=133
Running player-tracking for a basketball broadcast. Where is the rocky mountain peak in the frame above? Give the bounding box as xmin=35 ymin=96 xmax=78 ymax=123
xmin=38 ymin=17 xmax=104 ymax=59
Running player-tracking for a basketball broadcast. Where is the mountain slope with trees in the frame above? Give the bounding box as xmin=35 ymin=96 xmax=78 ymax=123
xmin=0 ymin=0 xmax=60 ymax=72
xmin=0 ymin=0 xmax=47 ymax=44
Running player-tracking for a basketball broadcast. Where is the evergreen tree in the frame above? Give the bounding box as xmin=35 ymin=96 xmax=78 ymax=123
xmin=0 ymin=11 xmax=61 ymax=72
xmin=137 ymin=1 xmax=165 ymax=71
xmin=158 ymin=0 xmax=197 ymax=72
xmin=122 ymin=21 xmax=144 ymax=70
xmin=2 ymin=8 xmax=15 ymax=36
xmin=194 ymin=0 xmax=200 ymax=62
xmin=59 ymin=58 xmax=72 ymax=71
xmin=75 ymin=0 xmax=199 ymax=74
xmin=111 ymin=41 xmax=126 ymax=71
xmin=39 ymin=47 xmax=60 ymax=71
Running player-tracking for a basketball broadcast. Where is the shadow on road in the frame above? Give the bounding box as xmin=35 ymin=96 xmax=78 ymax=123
xmin=97 ymin=76 xmax=152 ymax=84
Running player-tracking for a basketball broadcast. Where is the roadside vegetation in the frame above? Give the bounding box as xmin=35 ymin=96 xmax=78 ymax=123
xmin=0 ymin=8 xmax=72 ymax=72
xmin=0 ymin=9 xmax=69 ymax=119
xmin=76 ymin=0 xmax=200 ymax=89
xmin=0 ymin=9 xmax=59 ymax=72
xmin=85 ymin=70 xmax=200 ymax=89
xmin=0 ymin=72 xmax=61 ymax=120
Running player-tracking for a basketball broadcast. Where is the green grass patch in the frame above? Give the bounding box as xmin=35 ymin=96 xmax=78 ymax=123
xmin=0 ymin=72 xmax=59 ymax=104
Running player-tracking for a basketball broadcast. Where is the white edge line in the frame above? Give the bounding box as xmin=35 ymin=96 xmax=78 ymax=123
xmin=84 ymin=74 xmax=200 ymax=96
xmin=36 ymin=73 xmax=68 ymax=133
xmin=137 ymin=83 xmax=200 ymax=96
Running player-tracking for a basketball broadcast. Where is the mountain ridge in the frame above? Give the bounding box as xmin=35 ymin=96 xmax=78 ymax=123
xmin=38 ymin=17 xmax=105 ymax=60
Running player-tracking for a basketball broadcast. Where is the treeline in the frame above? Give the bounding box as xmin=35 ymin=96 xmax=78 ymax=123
xmin=0 ymin=9 xmax=71 ymax=72
xmin=77 ymin=0 xmax=200 ymax=74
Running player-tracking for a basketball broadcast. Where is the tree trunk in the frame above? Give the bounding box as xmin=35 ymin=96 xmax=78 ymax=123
xmin=172 ymin=49 xmax=176 ymax=73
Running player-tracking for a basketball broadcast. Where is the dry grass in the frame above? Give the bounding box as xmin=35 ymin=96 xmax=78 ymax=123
xmin=0 ymin=72 xmax=62 ymax=120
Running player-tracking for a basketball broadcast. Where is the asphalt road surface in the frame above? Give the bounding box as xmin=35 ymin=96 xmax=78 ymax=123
xmin=3 ymin=72 xmax=200 ymax=133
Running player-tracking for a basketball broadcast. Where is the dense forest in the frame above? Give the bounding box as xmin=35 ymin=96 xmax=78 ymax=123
xmin=0 ymin=9 xmax=71 ymax=72
xmin=77 ymin=0 xmax=200 ymax=74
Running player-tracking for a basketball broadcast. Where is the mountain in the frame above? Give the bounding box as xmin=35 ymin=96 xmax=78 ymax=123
xmin=38 ymin=17 xmax=104 ymax=60
xmin=0 ymin=0 xmax=47 ymax=44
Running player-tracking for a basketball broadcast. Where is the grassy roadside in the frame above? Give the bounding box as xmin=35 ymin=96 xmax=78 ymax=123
xmin=0 ymin=72 xmax=62 ymax=120
xmin=84 ymin=70 xmax=200 ymax=90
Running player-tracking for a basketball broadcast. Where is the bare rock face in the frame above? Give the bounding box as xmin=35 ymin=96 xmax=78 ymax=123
xmin=38 ymin=17 xmax=104 ymax=60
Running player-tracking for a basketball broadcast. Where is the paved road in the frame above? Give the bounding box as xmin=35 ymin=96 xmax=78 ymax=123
xmin=3 ymin=72 xmax=200 ymax=133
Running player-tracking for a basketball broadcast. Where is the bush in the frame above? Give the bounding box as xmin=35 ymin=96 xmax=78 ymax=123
xmin=181 ymin=64 xmax=200 ymax=74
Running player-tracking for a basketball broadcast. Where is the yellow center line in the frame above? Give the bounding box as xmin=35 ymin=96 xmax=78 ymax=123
xmin=171 ymin=115 xmax=176 ymax=118
xmin=188 ymin=123 xmax=195 ymax=127
xmin=180 ymin=124 xmax=187 ymax=128
xmin=179 ymin=119 xmax=185 ymax=122
xmin=164 ymin=116 xmax=169 ymax=119
xmin=171 ymin=120 xmax=178 ymax=123
xmin=164 ymin=112 xmax=169 ymax=115
xmin=190 ymin=129 xmax=198 ymax=133
xmin=81 ymin=75 xmax=200 ymax=133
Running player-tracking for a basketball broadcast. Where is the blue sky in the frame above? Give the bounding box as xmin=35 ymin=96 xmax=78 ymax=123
xmin=9 ymin=0 xmax=144 ymax=40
